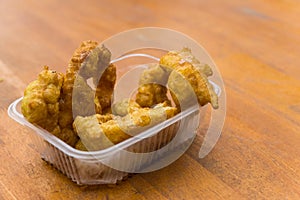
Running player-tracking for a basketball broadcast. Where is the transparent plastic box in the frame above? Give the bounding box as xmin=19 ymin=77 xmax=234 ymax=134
xmin=7 ymin=28 xmax=225 ymax=185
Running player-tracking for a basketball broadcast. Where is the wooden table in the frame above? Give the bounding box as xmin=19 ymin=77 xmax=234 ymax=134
xmin=1 ymin=0 xmax=300 ymax=199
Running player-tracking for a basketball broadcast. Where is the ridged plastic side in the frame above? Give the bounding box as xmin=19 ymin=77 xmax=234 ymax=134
xmin=29 ymin=118 xmax=191 ymax=184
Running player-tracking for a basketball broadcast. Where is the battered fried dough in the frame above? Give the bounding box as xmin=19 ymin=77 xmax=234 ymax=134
xmin=112 ymin=98 xmax=141 ymax=117
xmin=73 ymin=102 xmax=178 ymax=151
xmin=95 ymin=63 xmax=116 ymax=113
xmin=22 ymin=44 xmax=218 ymax=150
xmin=159 ymin=47 xmax=213 ymax=76
xmin=168 ymin=62 xmax=218 ymax=109
xmin=75 ymin=139 xmax=88 ymax=151
xmin=78 ymin=44 xmax=116 ymax=113
xmin=21 ymin=66 xmax=64 ymax=137
xmin=58 ymin=41 xmax=99 ymax=141
xmin=135 ymin=64 xmax=171 ymax=107
xmin=136 ymin=48 xmax=214 ymax=108
xmin=22 ymin=41 xmax=116 ymax=147
xmin=59 ymin=41 xmax=116 ymax=145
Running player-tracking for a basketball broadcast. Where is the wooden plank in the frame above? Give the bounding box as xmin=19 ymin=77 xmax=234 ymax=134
xmin=1 ymin=0 xmax=300 ymax=199
xmin=140 ymin=155 xmax=245 ymax=200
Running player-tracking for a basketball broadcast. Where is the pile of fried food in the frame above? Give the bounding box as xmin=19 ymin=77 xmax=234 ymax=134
xmin=21 ymin=40 xmax=218 ymax=151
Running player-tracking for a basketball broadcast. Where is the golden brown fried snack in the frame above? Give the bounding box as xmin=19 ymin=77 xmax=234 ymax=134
xmin=59 ymin=41 xmax=116 ymax=144
xmin=75 ymin=139 xmax=88 ymax=151
xmin=78 ymin=44 xmax=116 ymax=113
xmin=161 ymin=48 xmax=218 ymax=109
xmin=73 ymin=115 xmax=118 ymax=150
xmin=135 ymin=64 xmax=171 ymax=107
xmin=22 ymin=41 xmax=116 ymax=147
xmin=159 ymin=47 xmax=213 ymax=76
xmin=95 ymin=63 xmax=116 ymax=114
xmin=168 ymin=62 xmax=218 ymax=109
xmin=59 ymin=40 xmax=99 ymax=134
xmin=136 ymin=48 xmax=214 ymax=108
xmin=21 ymin=66 xmax=64 ymax=137
xmin=136 ymin=84 xmax=170 ymax=108
xmin=21 ymin=66 xmax=79 ymax=146
xmin=73 ymin=102 xmax=178 ymax=151
xmin=112 ymin=98 xmax=141 ymax=116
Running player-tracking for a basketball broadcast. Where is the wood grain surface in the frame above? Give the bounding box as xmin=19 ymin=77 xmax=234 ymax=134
xmin=1 ymin=0 xmax=300 ymax=199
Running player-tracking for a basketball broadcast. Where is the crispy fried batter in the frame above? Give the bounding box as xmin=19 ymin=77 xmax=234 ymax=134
xmin=136 ymin=83 xmax=170 ymax=107
xmin=22 ymin=41 xmax=116 ymax=147
xmin=136 ymin=48 xmax=214 ymax=108
xmin=155 ymin=48 xmax=218 ymax=109
xmin=75 ymin=139 xmax=88 ymax=151
xmin=95 ymin=63 xmax=116 ymax=113
xmin=135 ymin=64 xmax=171 ymax=107
xmin=59 ymin=41 xmax=116 ymax=145
xmin=112 ymin=98 xmax=141 ymax=116
xmin=72 ymin=75 xmax=97 ymax=117
xmin=22 ymin=44 xmax=218 ymax=150
xmin=79 ymin=44 xmax=116 ymax=114
xmin=21 ymin=66 xmax=64 ymax=136
xmin=159 ymin=47 xmax=213 ymax=76
xmin=59 ymin=41 xmax=99 ymax=138
xmin=21 ymin=66 xmax=79 ymax=146
xmin=73 ymin=115 xmax=116 ymax=150
xmin=168 ymin=62 xmax=218 ymax=109
xmin=73 ymin=102 xmax=177 ymax=151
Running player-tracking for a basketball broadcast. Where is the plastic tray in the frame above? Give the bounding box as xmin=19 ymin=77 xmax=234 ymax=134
xmin=7 ymin=28 xmax=226 ymax=185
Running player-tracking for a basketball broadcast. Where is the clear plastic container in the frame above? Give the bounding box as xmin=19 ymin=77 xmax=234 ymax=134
xmin=7 ymin=28 xmax=226 ymax=185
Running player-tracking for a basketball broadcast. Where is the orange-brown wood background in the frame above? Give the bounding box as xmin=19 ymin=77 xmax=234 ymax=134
xmin=0 ymin=0 xmax=300 ymax=199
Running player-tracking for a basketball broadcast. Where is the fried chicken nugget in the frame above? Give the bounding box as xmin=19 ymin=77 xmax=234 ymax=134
xmin=73 ymin=102 xmax=177 ymax=151
xmin=168 ymin=62 xmax=218 ymax=110
xmin=135 ymin=64 xmax=172 ymax=107
xmin=21 ymin=66 xmax=63 ymax=137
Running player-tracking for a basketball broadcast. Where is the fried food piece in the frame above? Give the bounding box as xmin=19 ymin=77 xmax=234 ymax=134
xmin=59 ymin=40 xmax=99 ymax=133
xmin=135 ymin=64 xmax=171 ymax=107
xmin=59 ymin=41 xmax=116 ymax=144
xmin=112 ymin=98 xmax=141 ymax=116
xmin=95 ymin=63 xmax=116 ymax=114
xmin=21 ymin=66 xmax=79 ymax=146
xmin=79 ymin=44 xmax=116 ymax=113
xmin=136 ymin=84 xmax=169 ymax=107
xmin=168 ymin=62 xmax=218 ymax=110
xmin=108 ymin=102 xmax=177 ymax=141
xmin=73 ymin=102 xmax=178 ymax=151
xmin=72 ymin=75 xmax=97 ymax=117
xmin=21 ymin=41 xmax=116 ymax=147
xmin=136 ymin=48 xmax=214 ymax=108
xmin=21 ymin=66 xmax=63 ymax=135
xmin=96 ymin=113 xmax=114 ymax=124
xmin=157 ymin=48 xmax=218 ymax=109
xmin=159 ymin=47 xmax=213 ymax=76
xmin=73 ymin=115 xmax=116 ymax=150
xmin=59 ymin=127 xmax=79 ymax=146
xmin=21 ymin=66 xmax=63 ymax=132
xmin=75 ymin=139 xmax=88 ymax=151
